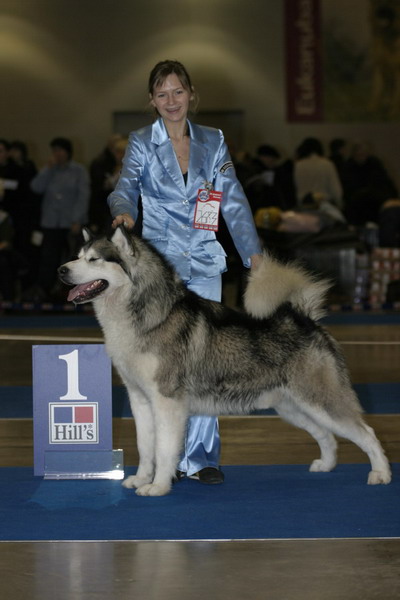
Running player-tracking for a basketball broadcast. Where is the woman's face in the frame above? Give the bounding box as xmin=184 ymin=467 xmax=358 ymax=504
xmin=150 ymin=73 xmax=192 ymax=125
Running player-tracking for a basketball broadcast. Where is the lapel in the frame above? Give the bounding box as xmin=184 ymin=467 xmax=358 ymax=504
xmin=187 ymin=120 xmax=208 ymax=193
xmin=152 ymin=118 xmax=209 ymax=195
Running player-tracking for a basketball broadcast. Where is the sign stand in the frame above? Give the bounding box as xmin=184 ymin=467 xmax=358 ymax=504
xmin=33 ymin=344 xmax=124 ymax=480
xmin=43 ymin=449 xmax=124 ymax=480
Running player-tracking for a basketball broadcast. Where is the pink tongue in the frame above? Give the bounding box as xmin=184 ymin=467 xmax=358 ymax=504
xmin=67 ymin=284 xmax=91 ymax=302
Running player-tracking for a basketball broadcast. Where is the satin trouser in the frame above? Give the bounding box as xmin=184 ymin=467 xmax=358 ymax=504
xmin=177 ymin=275 xmax=222 ymax=475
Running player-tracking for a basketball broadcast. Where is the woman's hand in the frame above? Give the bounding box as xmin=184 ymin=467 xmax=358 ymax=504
xmin=111 ymin=213 xmax=135 ymax=230
xmin=250 ymin=253 xmax=263 ymax=271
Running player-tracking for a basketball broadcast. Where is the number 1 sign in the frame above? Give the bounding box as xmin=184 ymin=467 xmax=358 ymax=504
xmin=33 ymin=344 xmax=123 ymax=479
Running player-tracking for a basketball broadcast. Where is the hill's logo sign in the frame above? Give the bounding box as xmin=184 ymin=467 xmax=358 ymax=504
xmin=49 ymin=403 xmax=98 ymax=443
xmin=33 ymin=344 xmax=120 ymax=478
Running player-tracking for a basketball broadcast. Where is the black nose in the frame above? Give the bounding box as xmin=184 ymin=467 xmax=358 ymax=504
xmin=58 ymin=265 xmax=68 ymax=275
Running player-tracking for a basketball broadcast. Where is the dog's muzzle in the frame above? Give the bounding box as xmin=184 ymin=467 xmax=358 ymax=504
xmin=58 ymin=265 xmax=109 ymax=304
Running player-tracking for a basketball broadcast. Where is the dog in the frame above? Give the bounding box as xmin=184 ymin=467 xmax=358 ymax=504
xmin=58 ymin=227 xmax=392 ymax=496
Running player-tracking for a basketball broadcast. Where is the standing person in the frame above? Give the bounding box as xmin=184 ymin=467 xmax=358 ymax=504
xmin=0 ymin=139 xmax=21 ymax=214
xmin=88 ymin=134 xmax=123 ymax=233
xmin=108 ymin=59 xmax=263 ymax=485
xmin=30 ymin=137 xmax=89 ymax=301
xmin=9 ymin=141 xmax=40 ymax=290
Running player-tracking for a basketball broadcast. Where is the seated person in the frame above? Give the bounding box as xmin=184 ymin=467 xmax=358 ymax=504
xmin=254 ymin=191 xmax=346 ymax=234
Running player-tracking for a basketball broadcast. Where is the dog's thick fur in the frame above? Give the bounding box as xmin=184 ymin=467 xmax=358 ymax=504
xmin=58 ymin=227 xmax=391 ymax=496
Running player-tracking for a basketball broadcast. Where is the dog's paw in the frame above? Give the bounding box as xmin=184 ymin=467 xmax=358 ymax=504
xmin=122 ymin=475 xmax=152 ymax=490
xmin=367 ymin=470 xmax=392 ymax=485
xmin=309 ymin=459 xmax=335 ymax=473
xmin=135 ymin=483 xmax=171 ymax=497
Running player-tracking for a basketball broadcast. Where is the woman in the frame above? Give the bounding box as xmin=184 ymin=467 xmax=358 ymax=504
xmin=108 ymin=60 xmax=262 ymax=485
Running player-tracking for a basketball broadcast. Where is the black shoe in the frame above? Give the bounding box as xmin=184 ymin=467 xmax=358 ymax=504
xmin=174 ymin=470 xmax=186 ymax=483
xmin=188 ymin=467 xmax=225 ymax=485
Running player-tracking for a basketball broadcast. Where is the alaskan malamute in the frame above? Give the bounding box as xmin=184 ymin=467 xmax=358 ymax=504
xmin=58 ymin=227 xmax=392 ymax=496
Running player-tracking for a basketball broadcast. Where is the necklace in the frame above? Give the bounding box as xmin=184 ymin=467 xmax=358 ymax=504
xmin=171 ymin=137 xmax=190 ymax=162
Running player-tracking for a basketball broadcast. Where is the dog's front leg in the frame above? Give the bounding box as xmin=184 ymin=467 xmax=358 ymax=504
xmin=135 ymin=395 xmax=188 ymax=497
xmin=122 ymin=389 xmax=155 ymax=491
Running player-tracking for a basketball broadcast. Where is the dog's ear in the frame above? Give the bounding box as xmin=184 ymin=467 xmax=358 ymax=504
xmin=82 ymin=227 xmax=93 ymax=243
xmin=111 ymin=225 xmax=136 ymax=255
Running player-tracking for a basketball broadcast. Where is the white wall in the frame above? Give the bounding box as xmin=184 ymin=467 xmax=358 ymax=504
xmin=0 ymin=0 xmax=399 ymax=188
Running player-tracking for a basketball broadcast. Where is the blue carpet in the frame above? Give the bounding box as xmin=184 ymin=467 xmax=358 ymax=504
xmin=0 ymin=465 xmax=399 ymax=541
xmin=1 ymin=383 xmax=399 ymax=419
xmin=0 ymin=310 xmax=399 ymax=329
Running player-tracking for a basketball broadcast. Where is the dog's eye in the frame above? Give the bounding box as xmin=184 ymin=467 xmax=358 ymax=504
xmin=88 ymin=257 xmax=99 ymax=262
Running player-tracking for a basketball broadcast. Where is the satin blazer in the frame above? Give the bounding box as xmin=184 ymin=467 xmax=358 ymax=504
xmin=108 ymin=118 xmax=261 ymax=281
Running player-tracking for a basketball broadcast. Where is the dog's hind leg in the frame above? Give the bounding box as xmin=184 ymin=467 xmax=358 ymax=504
xmin=285 ymin=387 xmax=391 ymax=485
xmin=327 ymin=417 xmax=391 ymax=485
xmin=122 ymin=387 xmax=156 ymax=491
xmin=274 ymin=393 xmax=338 ymax=473
xmin=135 ymin=394 xmax=188 ymax=497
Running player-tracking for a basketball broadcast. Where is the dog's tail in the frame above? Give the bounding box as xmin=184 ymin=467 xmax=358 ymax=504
xmin=243 ymin=253 xmax=331 ymax=321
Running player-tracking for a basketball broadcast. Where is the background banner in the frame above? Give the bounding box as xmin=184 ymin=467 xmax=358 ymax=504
xmin=286 ymin=0 xmax=400 ymax=122
xmin=285 ymin=0 xmax=323 ymax=122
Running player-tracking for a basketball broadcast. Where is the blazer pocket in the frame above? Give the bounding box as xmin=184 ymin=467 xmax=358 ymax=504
xmin=199 ymin=239 xmax=227 ymax=271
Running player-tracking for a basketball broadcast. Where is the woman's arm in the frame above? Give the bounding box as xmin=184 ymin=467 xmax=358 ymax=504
xmin=107 ymin=132 xmax=144 ymax=223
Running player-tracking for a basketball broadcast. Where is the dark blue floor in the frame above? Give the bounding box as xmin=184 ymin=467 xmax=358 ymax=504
xmin=1 ymin=464 xmax=399 ymax=541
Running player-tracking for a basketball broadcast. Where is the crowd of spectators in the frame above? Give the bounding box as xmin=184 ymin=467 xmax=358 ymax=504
xmin=229 ymin=137 xmax=400 ymax=256
xmin=0 ymin=134 xmax=399 ymax=304
xmin=0 ymin=135 xmax=128 ymax=303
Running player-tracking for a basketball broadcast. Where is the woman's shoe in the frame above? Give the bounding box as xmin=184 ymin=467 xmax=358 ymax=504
xmin=188 ymin=467 xmax=225 ymax=484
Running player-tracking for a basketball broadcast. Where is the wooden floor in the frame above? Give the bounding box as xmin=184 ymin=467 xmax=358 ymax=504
xmin=0 ymin=315 xmax=399 ymax=599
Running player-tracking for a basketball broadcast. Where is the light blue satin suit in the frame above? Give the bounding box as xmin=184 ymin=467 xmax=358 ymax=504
xmin=108 ymin=117 xmax=262 ymax=476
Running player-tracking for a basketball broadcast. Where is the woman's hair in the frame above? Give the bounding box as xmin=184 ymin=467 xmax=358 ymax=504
xmin=148 ymin=59 xmax=199 ymax=113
